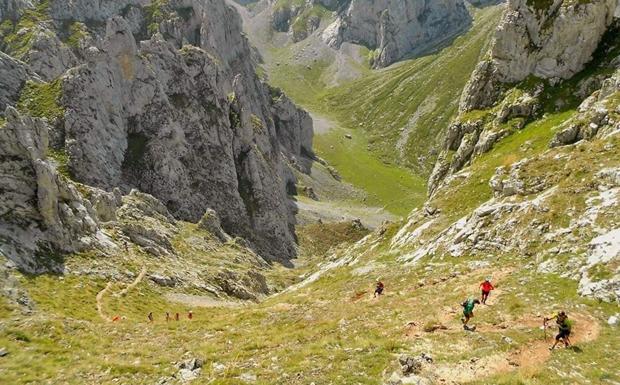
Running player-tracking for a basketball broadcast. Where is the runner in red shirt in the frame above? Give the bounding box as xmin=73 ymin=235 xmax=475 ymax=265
xmin=480 ymin=278 xmax=495 ymax=304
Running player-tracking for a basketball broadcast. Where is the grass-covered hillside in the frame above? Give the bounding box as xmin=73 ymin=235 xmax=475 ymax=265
xmin=265 ymin=5 xmax=504 ymax=217
xmin=2 ymin=2 xmax=619 ymax=384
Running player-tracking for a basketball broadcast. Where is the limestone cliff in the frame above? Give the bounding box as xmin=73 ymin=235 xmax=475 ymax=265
xmin=263 ymin=0 xmax=473 ymax=68
xmin=461 ymin=0 xmax=617 ymax=111
xmin=0 ymin=0 xmax=314 ymax=269
xmin=429 ymin=0 xmax=619 ymax=194
xmin=321 ymin=0 xmax=472 ymax=68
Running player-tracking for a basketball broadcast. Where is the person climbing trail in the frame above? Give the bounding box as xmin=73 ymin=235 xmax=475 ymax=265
xmin=188 ymin=311 xmax=193 ymax=320
xmin=374 ymin=279 xmax=385 ymax=298
xmin=545 ymin=311 xmax=572 ymax=350
xmin=175 ymin=312 xmax=180 ymax=321
xmin=479 ymin=278 xmax=495 ymax=304
xmin=461 ymin=298 xmax=480 ymax=330
xmin=166 ymin=312 xmax=170 ymax=322
xmin=148 ymin=312 xmax=154 ymax=322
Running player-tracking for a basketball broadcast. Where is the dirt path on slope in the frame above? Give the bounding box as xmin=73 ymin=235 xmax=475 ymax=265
xmin=431 ymin=313 xmax=601 ymax=384
xmin=96 ymin=282 xmax=113 ymax=322
xmin=115 ymin=266 xmax=147 ymax=297
xmin=96 ymin=266 xmax=147 ymax=322
xmin=402 ymin=267 xmax=513 ymax=335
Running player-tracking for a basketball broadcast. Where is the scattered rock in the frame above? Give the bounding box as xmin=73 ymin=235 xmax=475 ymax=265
xmin=197 ymin=209 xmax=231 ymax=242
xmin=149 ymin=274 xmax=177 ymax=287
xmin=239 ymin=372 xmax=257 ymax=383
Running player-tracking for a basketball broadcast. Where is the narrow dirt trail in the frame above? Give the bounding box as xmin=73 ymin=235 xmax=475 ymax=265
xmin=96 ymin=282 xmax=113 ymax=322
xmin=431 ymin=313 xmax=601 ymax=383
xmin=115 ymin=266 xmax=147 ymax=297
xmin=96 ymin=266 xmax=147 ymax=321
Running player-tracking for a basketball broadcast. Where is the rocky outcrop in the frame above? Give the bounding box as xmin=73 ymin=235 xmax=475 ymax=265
xmin=322 ymin=0 xmax=471 ymax=68
xmin=0 ymin=0 xmax=32 ymax=21
xmin=429 ymin=0 xmax=619 ymax=194
xmin=116 ymin=190 xmax=178 ymax=256
xmin=270 ymin=86 xmax=314 ymax=173
xmin=0 ymin=107 xmax=112 ymax=273
xmin=461 ymin=0 xmax=617 ymax=111
xmin=268 ymin=0 xmax=346 ymax=42
xmin=197 ymin=209 xmax=232 ymax=242
xmin=551 ymin=69 xmax=620 ymax=146
xmin=0 ymin=0 xmax=314 ymax=264
xmin=0 ymin=52 xmax=38 ymax=114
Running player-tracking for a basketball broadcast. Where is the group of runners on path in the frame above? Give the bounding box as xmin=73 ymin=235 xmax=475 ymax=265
xmin=374 ymin=277 xmax=573 ymax=351
xmin=145 ymin=311 xmax=193 ymax=322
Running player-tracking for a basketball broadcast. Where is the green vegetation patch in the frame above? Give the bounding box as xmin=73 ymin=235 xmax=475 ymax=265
xmin=297 ymin=221 xmax=370 ymax=259
xmin=62 ymin=21 xmax=88 ymax=49
xmin=17 ymin=79 xmax=65 ymax=122
xmin=143 ymin=0 xmax=171 ymax=35
xmin=47 ymin=148 xmax=72 ymax=179
xmin=1 ymin=0 xmax=51 ymax=59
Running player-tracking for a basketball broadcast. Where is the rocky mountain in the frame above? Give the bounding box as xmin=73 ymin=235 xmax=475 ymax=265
xmin=321 ymin=0 xmax=472 ymax=68
xmin=264 ymin=0 xmax=475 ymax=68
xmin=0 ymin=0 xmax=314 ymax=271
xmin=2 ymin=0 xmax=620 ymax=383
xmin=259 ymin=0 xmax=508 ymax=69
xmin=429 ymin=0 xmax=620 ymax=194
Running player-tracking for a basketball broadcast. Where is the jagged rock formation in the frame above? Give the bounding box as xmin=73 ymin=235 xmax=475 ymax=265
xmin=551 ymin=68 xmax=620 ymax=146
xmin=461 ymin=0 xmax=617 ymax=111
xmin=263 ymin=0 xmax=474 ymax=68
xmin=0 ymin=52 xmax=38 ymax=111
xmin=269 ymin=0 xmax=347 ymax=42
xmin=321 ymin=0 xmax=472 ymax=68
xmin=429 ymin=0 xmax=620 ymax=194
xmin=0 ymin=108 xmax=114 ymax=273
xmin=0 ymin=0 xmax=314 ymax=269
xmin=395 ymin=0 xmax=620 ymax=304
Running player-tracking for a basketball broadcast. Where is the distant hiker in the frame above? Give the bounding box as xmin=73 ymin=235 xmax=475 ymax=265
xmin=545 ymin=311 xmax=572 ymax=350
xmin=480 ymin=278 xmax=495 ymax=304
xmin=148 ymin=312 xmax=154 ymax=322
xmin=166 ymin=312 xmax=171 ymax=322
xmin=374 ymin=279 xmax=385 ymax=298
xmin=175 ymin=312 xmax=180 ymax=321
xmin=461 ymin=298 xmax=480 ymax=329
xmin=188 ymin=311 xmax=193 ymax=320
xmin=123 ymin=240 xmax=129 ymax=251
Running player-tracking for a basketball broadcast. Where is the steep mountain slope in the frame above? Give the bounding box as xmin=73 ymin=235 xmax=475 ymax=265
xmin=1 ymin=0 xmax=620 ymax=384
xmin=0 ymin=0 xmax=314 ymax=268
xmin=430 ymin=0 xmax=619 ymax=193
xmin=260 ymin=0 xmax=474 ymax=68
xmin=321 ymin=5 xmax=503 ymax=176
xmin=262 ymin=5 xmax=504 ymax=215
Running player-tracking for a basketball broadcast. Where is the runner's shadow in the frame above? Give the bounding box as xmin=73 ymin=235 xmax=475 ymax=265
xmin=568 ymin=346 xmax=583 ymax=353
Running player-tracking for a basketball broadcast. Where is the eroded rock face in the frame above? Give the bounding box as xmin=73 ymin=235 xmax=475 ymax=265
xmin=0 ymin=108 xmax=110 ymax=272
xmin=551 ymin=69 xmax=620 ymax=147
xmin=462 ymin=0 xmax=617 ymax=111
xmin=429 ymin=0 xmax=619 ymax=194
xmin=0 ymin=52 xmax=38 ymax=113
xmin=322 ymin=0 xmax=472 ymax=68
xmin=0 ymin=0 xmax=314 ymax=264
xmin=0 ymin=0 xmax=32 ymax=21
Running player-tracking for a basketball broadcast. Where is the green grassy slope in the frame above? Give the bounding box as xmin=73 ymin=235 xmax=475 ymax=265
xmin=2 ymin=211 xmax=618 ymax=384
xmin=266 ymin=6 xmax=503 ymax=216
xmin=321 ymin=6 xmax=503 ymax=175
